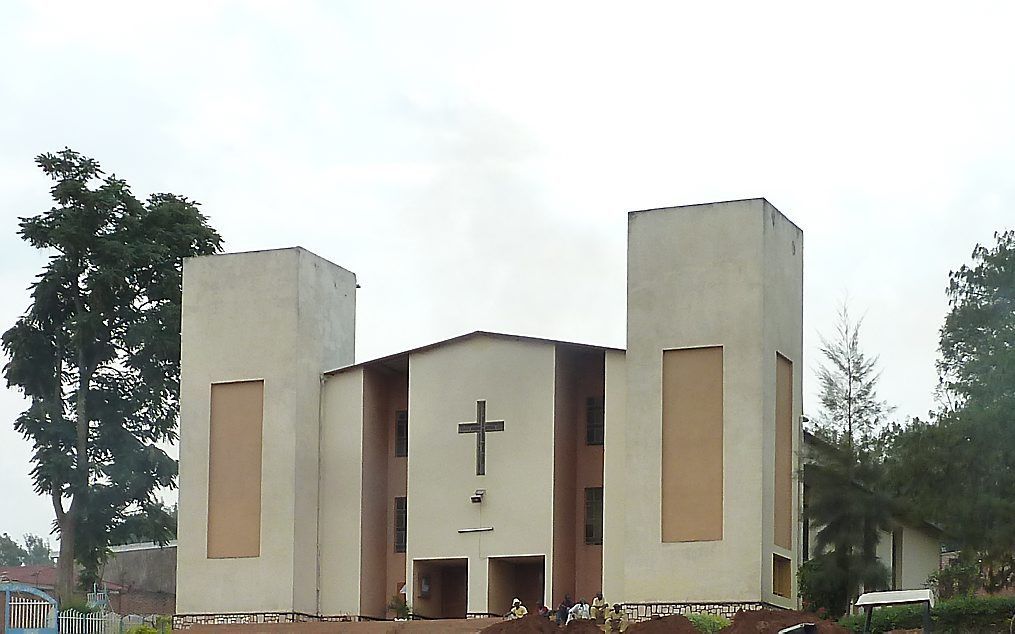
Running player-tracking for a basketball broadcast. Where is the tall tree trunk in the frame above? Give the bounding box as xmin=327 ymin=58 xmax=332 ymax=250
xmin=55 ymin=508 xmax=77 ymax=603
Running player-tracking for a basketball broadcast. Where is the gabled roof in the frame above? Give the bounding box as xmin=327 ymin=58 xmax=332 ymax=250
xmin=325 ymin=330 xmax=623 ymax=376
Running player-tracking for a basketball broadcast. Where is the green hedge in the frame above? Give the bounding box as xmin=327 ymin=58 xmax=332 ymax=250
xmin=839 ymin=595 xmax=1015 ymax=633
xmin=687 ymin=613 xmax=731 ymax=633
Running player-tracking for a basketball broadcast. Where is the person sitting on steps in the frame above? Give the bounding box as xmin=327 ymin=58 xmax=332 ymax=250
xmin=506 ymin=598 xmax=528 ymax=619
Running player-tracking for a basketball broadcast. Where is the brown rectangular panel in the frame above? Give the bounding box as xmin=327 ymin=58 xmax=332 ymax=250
xmin=661 ymin=346 xmax=723 ymax=542
xmin=207 ymin=380 xmax=264 ymax=558
xmin=773 ymin=554 xmax=792 ymax=597
xmin=775 ymin=354 xmax=793 ymax=550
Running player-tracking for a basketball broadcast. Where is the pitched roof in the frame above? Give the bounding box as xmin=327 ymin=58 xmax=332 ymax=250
xmin=325 ymin=330 xmax=622 ymax=376
xmin=0 ymin=565 xmax=126 ymax=592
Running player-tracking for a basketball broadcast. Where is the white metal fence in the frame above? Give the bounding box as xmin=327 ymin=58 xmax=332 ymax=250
xmin=9 ymin=596 xmax=57 ymax=630
xmin=57 ymin=610 xmax=160 ymax=634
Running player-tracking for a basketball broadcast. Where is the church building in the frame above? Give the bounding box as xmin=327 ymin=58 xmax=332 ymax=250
xmin=175 ymin=198 xmax=804 ymax=621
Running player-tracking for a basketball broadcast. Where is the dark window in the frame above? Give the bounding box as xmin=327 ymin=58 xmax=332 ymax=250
xmin=802 ymin=484 xmax=810 ymax=561
xmin=586 ymin=397 xmax=605 ymax=445
xmin=394 ymin=497 xmax=407 ymax=553
xmin=584 ymin=487 xmax=604 ymax=545
xmin=395 ymin=410 xmax=408 ymax=457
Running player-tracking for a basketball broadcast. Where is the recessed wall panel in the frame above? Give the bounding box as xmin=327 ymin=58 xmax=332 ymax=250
xmin=775 ymin=354 xmax=793 ymax=550
xmin=661 ymin=346 xmax=723 ymax=542
xmin=207 ymin=380 xmax=264 ymax=558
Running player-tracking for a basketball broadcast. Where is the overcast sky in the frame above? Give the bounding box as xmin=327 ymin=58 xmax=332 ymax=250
xmin=2 ymin=2 xmax=1014 ymax=546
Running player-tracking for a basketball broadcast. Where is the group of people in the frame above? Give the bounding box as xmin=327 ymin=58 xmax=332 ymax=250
xmin=505 ymin=592 xmax=628 ymax=632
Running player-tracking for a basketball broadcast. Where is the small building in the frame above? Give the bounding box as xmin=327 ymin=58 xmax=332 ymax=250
xmin=102 ymin=541 xmax=177 ymax=615
xmin=800 ymin=432 xmax=941 ymax=591
xmin=176 ymin=199 xmax=805 ymax=620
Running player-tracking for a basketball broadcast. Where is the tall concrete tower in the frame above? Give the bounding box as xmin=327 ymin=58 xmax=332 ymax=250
xmin=176 ymin=248 xmax=356 ymax=614
xmin=605 ymin=199 xmax=803 ymax=610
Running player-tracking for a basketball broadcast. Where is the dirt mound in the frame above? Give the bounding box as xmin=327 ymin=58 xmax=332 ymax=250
xmin=626 ymin=614 xmax=698 ymax=633
xmin=720 ymin=609 xmax=848 ymax=633
xmin=481 ymin=614 xmax=558 ymax=633
xmin=563 ymin=619 xmax=603 ymax=632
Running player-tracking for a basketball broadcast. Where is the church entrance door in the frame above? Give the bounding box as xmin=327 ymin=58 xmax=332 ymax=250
xmin=488 ymin=555 xmax=545 ymax=617
xmin=412 ymin=558 xmax=468 ymax=619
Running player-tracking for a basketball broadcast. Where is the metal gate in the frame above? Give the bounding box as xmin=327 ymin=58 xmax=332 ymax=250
xmin=1 ymin=582 xmax=58 ymax=634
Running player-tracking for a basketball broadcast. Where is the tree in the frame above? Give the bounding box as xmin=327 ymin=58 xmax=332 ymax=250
xmin=0 ymin=533 xmax=28 ymax=566
xmin=802 ymin=306 xmax=894 ymax=616
xmin=22 ymin=533 xmax=53 ymax=565
xmin=0 ymin=533 xmax=52 ymax=566
xmin=2 ymin=149 xmax=222 ymax=600
xmin=812 ymin=306 xmax=893 ymax=452
xmin=886 ymin=230 xmax=1015 ymax=592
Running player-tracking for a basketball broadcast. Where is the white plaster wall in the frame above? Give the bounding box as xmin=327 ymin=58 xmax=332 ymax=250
xmin=601 ymin=350 xmax=627 ymax=601
xmin=176 ymin=247 xmax=355 ymax=614
xmin=760 ymin=200 xmax=804 ymax=607
xmin=318 ymin=369 xmax=366 ymax=615
xmin=406 ymin=336 xmax=556 ymax=615
xmin=622 ymin=199 xmax=802 ymax=605
xmin=899 ymin=525 xmax=941 ymax=590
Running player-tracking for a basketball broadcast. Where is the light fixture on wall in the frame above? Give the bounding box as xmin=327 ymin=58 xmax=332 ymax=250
xmin=471 ymin=489 xmax=486 ymax=504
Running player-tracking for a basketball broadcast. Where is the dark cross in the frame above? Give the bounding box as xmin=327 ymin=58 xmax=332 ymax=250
xmin=457 ymin=400 xmax=505 ymax=475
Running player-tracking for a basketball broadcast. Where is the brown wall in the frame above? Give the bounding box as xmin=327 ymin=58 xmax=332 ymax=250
xmin=774 ymin=354 xmax=793 ymax=550
xmin=385 ymin=375 xmax=409 ymax=609
xmin=359 ymin=367 xmax=408 ymax=618
xmin=207 ymin=381 xmax=264 ymax=558
xmin=552 ymin=347 xmax=605 ymax=605
xmin=661 ymin=347 xmax=724 ymax=542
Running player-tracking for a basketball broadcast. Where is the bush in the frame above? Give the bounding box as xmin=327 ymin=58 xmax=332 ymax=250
xmin=125 ymin=626 xmax=158 ymax=634
xmin=687 ymin=613 xmax=731 ymax=633
xmin=839 ymin=594 xmax=1015 ymax=633
xmin=929 ymin=558 xmax=981 ymax=599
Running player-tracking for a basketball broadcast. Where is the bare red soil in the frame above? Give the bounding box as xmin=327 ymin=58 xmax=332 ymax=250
xmin=719 ymin=609 xmax=848 ymax=633
xmin=481 ymin=614 xmax=558 ymax=633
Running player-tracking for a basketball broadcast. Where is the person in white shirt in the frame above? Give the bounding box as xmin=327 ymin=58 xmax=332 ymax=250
xmin=566 ymin=598 xmax=591 ymax=624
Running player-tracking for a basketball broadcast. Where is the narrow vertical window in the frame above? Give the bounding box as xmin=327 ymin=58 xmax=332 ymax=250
xmin=802 ymin=484 xmax=810 ymax=561
xmin=395 ymin=410 xmax=408 ymax=457
xmin=394 ymin=496 xmax=407 ymax=553
xmin=891 ymin=529 xmax=902 ymax=590
xmin=586 ymin=397 xmax=605 ymax=445
xmin=584 ymin=487 xmax=604 ymax=545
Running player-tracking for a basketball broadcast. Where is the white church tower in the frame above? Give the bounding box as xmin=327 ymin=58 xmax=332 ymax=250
xmin=175 ymin=248 xmax=356 ymax=614
xmin=604 ymin=198 xmax=803 ymax=611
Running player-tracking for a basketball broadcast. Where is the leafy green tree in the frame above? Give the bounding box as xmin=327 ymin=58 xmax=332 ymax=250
xmin=886 ymin=230 xmax=1015 ymax=592
xmin=802 ymin=306 xmax=893 ymax=616
xmin=0 ymin=532 xmax=28 ymax=566
xmin=2 ymin=149 xmax=222 ymax=600
xmin=813 ymin=306 xmax=893 ymax=452
xmin=22 ymin=533 xmax=53 ymax=565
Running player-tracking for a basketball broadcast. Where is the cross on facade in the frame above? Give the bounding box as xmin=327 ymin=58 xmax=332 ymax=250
xmin=457 ymin=400 xmax=505 ymax=475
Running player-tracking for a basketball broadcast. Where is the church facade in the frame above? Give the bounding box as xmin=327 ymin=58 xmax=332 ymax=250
xmin=175 ymin=198 xmax=804 ymax=620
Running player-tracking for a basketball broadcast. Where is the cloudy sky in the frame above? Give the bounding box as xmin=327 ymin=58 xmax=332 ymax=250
xmin=2 ymin=2 xmax=1014 ymax=545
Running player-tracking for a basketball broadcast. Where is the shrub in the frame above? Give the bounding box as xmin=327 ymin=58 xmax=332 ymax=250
xmin=687 ymin=613 xmax=731 ymax=633
xmin=839 ymin=594 xmax=1015 ymax=633
xmin=929 ymin=557 xmax=981 ymax=599
xmin=125 ymin=626 xmax=158 ymax=634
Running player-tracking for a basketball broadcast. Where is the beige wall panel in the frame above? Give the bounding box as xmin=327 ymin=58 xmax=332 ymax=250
xmin=406 ymin=336 xmax=556 ymax=615
xmin=600 ymin=351 xmax=627 ymax=601
xmin=661 ymin=346 xmax=724 ymax=543
xmin=207 ymin=380 xmax=264 ymax=558
xmin=318 ymin=369 xmax=366 ymax=615
xmin=774 ymin=354 xmax=793 ymax=550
